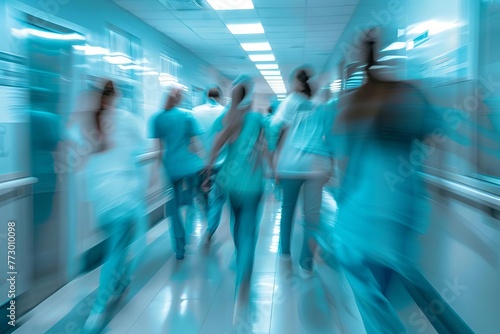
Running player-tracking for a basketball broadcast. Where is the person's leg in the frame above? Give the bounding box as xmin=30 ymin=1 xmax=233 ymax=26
xmin=228 ymin=194 xmax=242 ymax=251
xmin=169 ymin=178 xmax=186 ymax=259
xmin=337 ymin=242 xmax=406 ymax=334
xmin=235 ymin=192 xmax=262 ymax=286
xmin=205 ymin=169 xmax=226 ymax=239
xmin=278 ymin=179 xmax=303 ymax=255
xmin=299 ymin=178 xmax=327 ymax=271
xmin=229 ymin=192 xmax=262 ymax=305
xmin=84 ymin=218 xmax=133 ymax=333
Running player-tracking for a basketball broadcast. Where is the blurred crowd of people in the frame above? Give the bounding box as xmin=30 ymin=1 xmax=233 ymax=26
xmin=77 ymin=30 xmax=498 ymax=334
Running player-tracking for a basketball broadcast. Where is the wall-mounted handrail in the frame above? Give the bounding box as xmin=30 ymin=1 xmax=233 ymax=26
xmin=0 ymin=177 xmax=38 ymax=192
xmin=421 ymin=172 xmax=500 ymax=211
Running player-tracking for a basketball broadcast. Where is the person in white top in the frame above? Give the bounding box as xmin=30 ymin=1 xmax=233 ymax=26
xmin=83 ymin=80 xmax=147 ymax=333
xmin=269 ymin=66 xmax=336 ymax=276
xmin=191 ymin=86 xmax=227 ymax=245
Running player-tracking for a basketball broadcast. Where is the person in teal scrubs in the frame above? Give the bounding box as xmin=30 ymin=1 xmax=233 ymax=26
xmin=149 ymin=84 xmax=206 ymax=260
xmin=205 ymin=75 xmax=271 ymax=302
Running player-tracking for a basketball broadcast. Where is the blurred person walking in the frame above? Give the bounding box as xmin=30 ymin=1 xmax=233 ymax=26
xmin=149 ymin=84 xmax=206 ymax=260
xmin=192 ymin=86 xmax=227 ymax=245
xmin=268 ymin=66 xmax=336 ymax=276
xmin=330 ymin=32 xmax=450 ymax=333
xmin=204 ymin=75 xmax=271 ymax=302
xmin=83 ymin=80 xmax=147 ymax=333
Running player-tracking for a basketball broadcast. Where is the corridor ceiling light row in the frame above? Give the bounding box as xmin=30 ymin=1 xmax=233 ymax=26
xmin=226 ymin=23 xmax=264 ymax=35
xmin=206 ymin=0 xmax=254 ymax=10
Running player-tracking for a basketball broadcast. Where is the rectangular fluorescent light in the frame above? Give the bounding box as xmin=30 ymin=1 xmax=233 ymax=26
xmin=206 ymin=0 xmax=254 ymax=10
xmin=118 ymin=64 xmax=145 ymax=70
xmin=249 ymin=54 xmax=275 ymax=62
xmin=103 ymin=53 xmax=132 ymax=65
xmin=227 ymin=23 xmax=264 ymax=35
xmin=241 ymin=42 xmax=271 ymax=51
xmin=256 ymin=64 xmax=279 ymax=70
xmin=377 ymin=55 xmax=407 ymax=62
xmin=260 ymin=70 xmax=281 ymax=76
xmin=136 ymin=71 xmax=159 ymax=76
xmin=381 ymin=42 xmax=407 ymax=52
xmin=12 ymin=28 xmax=85 ymax=40
xmin=73 ymin=44 xmax=110 ymax=56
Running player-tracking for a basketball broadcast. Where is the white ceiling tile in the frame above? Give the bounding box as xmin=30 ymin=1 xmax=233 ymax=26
xmin=305 ymin=24 xmax=346 ymax=32
xmin=265 ymin=25 xmax=306 ymax=33
xmin=257 ymin=8 xmax=306 ymax=18
xmin=196 ymin=33 xmax=235 ymax=41
xmin=307 ymin=0 xmax=359 ymax=6
xmin=181 ymin=19 xmax=226 ymax=28
xmin=305 ymin=15 xmax=351 ymax=25
xmin=112 ymin=0 xmax=168 ymax=12
xmin=216 ymin=10 xmax=260 ymax=20
xmin=267 ymin=32 xmax=306 ymax=39
xmin=253 ymin=0 xmax=307 ymax=8
xmin=260 ymin=17 xmax=304 ymax=26
xmin=189 ymin=26 xmax=229 ymax=34
xmin=172 ymin=10 xmax=220 ymax=19
xmin=133 ymin=10 xmax=178 ymax=20
xmin=307 ymin=5 xmax=357 ymax=16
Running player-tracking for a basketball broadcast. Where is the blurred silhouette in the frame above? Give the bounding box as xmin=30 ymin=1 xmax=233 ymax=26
xmin=330 ymin=32 xmax=453 ymax=333
xmin=204 ymin=75 xmax=270 ymax=309
xmin=268 ymin=66 xmax=336 ymax=275
xmin=192 ymin=85 xmax=227 ymax=246
xmin=149 ymin=84 xmax=206 ymax=260
xmin=83 ymin=80 xmax=147 ymax=334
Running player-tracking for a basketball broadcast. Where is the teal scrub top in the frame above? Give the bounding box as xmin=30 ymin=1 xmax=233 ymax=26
xmin=212 ymin=111 xmax=267 ymax=195
xmin=149 ymin=107 xmax=205 ymax=180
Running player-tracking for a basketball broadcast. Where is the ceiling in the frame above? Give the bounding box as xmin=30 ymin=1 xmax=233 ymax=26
xmin=110 ymin=0 xmax=360 ymax=94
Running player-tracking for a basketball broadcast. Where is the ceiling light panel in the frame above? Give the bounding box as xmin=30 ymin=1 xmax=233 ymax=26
xmin=260 ymin=70 xmax=281 ymax=76
xmin=226 ymin=23 xmax=264 ymax=34
xmin=256 ymin=64 xmax=279 ymax=70
xmin=241 ymin=42 xmax=272 ymax=51
xmin=249 ymin=54 xmax=275 ymax=62
xmin=206 ymin=0 xmax=254 ymax=10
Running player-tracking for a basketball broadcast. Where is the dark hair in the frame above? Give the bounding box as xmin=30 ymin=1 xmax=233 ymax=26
xmin=208 ymin=87 xmax=220 ymax=99
xmin=296 ymin=69 xmax=312 ymax=98
xmin=364 ymin=27 xmax=379 ymax=78
xmin=96 ymin=80 xmax=115 ymax=136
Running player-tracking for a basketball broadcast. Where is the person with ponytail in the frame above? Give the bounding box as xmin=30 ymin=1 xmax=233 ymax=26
xmin=268 ymin=65 xmax=336 ymax=276
xmin=83 ymin=80 xmax=147 ymax=333
xmin=204 ymin=75 xmax=271 ymax=305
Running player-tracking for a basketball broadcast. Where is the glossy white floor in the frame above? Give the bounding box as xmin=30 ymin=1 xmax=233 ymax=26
xmin=15 ymin=193 xmax=369 ymax=334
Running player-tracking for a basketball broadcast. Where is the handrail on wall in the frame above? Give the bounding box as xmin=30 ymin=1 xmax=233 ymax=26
xmin=420 ymin=172 xmax=500 ymax=211
xmin=0 ymin=177 xmax=38 ymax=192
